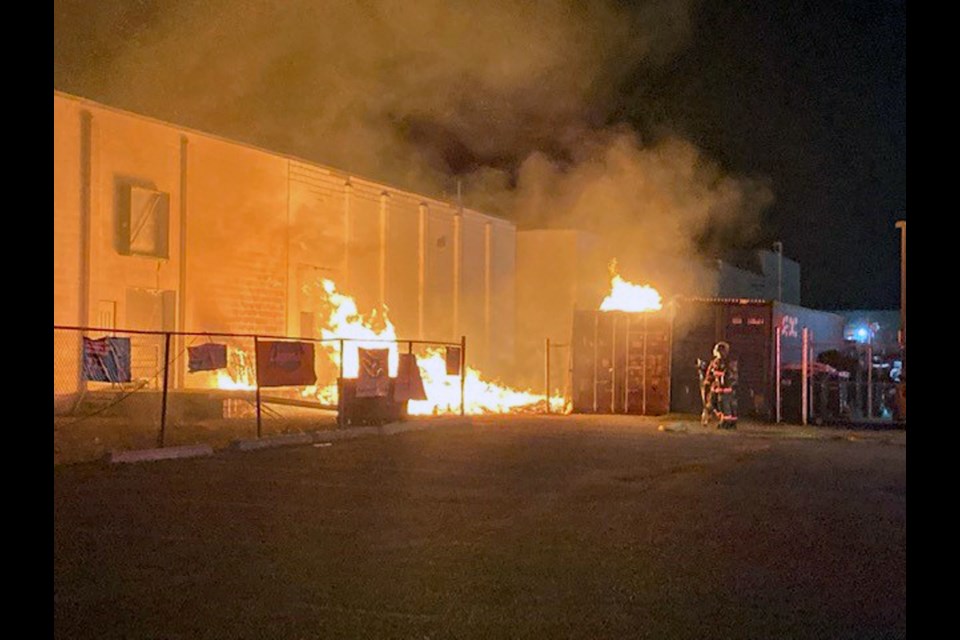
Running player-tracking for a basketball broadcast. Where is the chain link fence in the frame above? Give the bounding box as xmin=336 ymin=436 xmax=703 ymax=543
xmin=775 ymin=329 xmax=904 ymax=425
xmin=54 ymin=326 xmax=465 ymax=464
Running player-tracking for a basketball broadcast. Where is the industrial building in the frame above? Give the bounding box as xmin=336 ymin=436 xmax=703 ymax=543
xmin=53 ymin=91 xmax=879 ymax=424
xmin=54 ymin=91 xmax=517 ymax=407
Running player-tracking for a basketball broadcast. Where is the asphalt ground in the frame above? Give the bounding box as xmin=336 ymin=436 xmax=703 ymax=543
xmin=53 ymin=415 xmax=906 ymax=639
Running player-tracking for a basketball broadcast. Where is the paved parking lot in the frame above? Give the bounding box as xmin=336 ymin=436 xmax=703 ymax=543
xmin=53 ymin=415 xmax=906 ymax=639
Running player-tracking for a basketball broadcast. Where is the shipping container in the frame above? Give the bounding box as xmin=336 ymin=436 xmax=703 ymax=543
xmin=669 ymin=298 xmax=846 ymax=420
xmin=571 ymin=310 xmax=672 ymax=415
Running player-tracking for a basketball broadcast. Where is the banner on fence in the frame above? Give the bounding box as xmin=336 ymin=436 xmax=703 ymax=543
xmin=445 ymin=347 xmax=461 ymax=376
xmin=83 ymin=337 xmax=132 ymax=383
xmin=395 ymin=353 xmax=427 ymax=402
xmin=188 ymin=343 xmax=227 ymax=373
xmin=357 ymin=348 xmax=390 ymax=398
xmin=255 ymin=341 xmax=317 ymax=387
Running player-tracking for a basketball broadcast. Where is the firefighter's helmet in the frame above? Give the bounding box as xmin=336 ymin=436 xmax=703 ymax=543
xmin=713 ymin=341 xmax=730 ymax=359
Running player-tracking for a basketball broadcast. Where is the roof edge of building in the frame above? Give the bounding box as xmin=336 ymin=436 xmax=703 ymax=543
xmin=54 ymin=89 xmax=514 ymax=227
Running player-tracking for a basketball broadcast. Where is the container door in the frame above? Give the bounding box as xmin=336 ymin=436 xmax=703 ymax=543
xmin=723 ymin=304 xmax=771 ymax=418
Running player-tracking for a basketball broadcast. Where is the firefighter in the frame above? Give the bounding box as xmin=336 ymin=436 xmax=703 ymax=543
xmin=703 ymin=341 xmax=738 ymax=429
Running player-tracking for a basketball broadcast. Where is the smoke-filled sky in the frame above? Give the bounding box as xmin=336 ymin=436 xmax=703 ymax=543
xmin=54 ymin=0 xmax=905 ymax=309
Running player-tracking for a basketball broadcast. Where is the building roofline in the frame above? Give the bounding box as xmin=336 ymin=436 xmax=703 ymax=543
xmin=54 ymin=89 xmax=514 ymax=227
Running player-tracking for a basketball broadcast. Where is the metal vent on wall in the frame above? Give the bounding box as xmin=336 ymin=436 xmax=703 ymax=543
xmin=116 ymin=183 xmax=170 ymax=258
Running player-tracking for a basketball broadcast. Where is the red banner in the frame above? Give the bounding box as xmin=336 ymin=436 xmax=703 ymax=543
xmin=394 ymin=353 xmax=427 ymax=402
xmin=255 ymin=341 xmax=316 ymax=387
xmin=446 ymin=347 xmax=462 ymax=376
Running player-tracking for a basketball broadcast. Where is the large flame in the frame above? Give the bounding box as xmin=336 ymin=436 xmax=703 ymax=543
xmin=405 ymin=347 xmax=565 ymax=415
xmin=599 ymin=259 xmax=663 ymax=312
xmin=318 ymin=279 xmax=399 ymax=378
xmin=215 ymin=347 xmax=256 ymax=390
xmin=212 ymin=278 xmax=565 ymax=414
xmin=312 ymin=279 xmax=563 ymax=414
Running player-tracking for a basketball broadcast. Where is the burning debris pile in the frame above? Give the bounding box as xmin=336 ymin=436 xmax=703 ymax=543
xmin=214 ymin=279 xmax=564 ymax=415
xmin=599 ymin=260 xmax=663 ymax=313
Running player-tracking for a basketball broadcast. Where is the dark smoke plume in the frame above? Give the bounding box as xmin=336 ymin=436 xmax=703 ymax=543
xmin=55 ymin=0 xmax=773 ymax=293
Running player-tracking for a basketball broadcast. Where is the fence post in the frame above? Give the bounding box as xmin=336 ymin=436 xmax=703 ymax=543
xmin=592 ymin=313 xmax=599 ymax=413
xmin=809 ymin=330 xmax=815 ymax=423
xmin=337 ymin=339 xmax=345 ymax=427
xmin=641 ymin=315 xmax=648 ymax=416
xmin=775 ymin=320 xmax=782 ymax=423
xmin=801 ymin=327 xmax=809 ymax=426
xmin=158 ymin=332 xmax=171 ymax=447
xmin=460 ymin=335 xmax=467 ymax=417
xmin=867 ymin=341 xmax=874 ymax=420
xmin=545 ymin=338 xmax=551 ymax=414
xmin=254 ymin=336 xmax=262 ymax=438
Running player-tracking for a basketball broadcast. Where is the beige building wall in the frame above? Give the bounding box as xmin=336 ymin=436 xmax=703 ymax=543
xmin=186 ymin=135 xmax=287 ymax=336
xmin=489 ymin=220 xmax=517 ymax=379
xmin=53 ymin=91 xmax=517 ymax=388
xmin=53 ymin=96 xmax=84 ymax=408
xmin=459 ymin=211 xmax=489 ymax=364
xmin=54 ymin=96 xmax=83 ymax=326
xmin=384 ymin=192 xmax=422 ymax=341
xmin=514 ymin=229 xmax=606 ymax=390
xmin=288 ymin=161 xmax=349 ymax=338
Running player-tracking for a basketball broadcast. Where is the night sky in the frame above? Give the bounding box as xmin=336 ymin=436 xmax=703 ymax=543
xmin=618 ymin=0 xmax=906 ymax=310
xmin=54 ymin=0 xmax=906 ymax=311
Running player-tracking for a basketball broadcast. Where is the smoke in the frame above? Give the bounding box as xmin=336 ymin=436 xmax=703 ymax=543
xmin=57 ymin=0 xmax=772 ymax=293
xmin=506 ymin=130 xmax=774 ymax=296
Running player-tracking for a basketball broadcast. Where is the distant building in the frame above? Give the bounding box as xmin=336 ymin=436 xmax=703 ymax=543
xmin=715 ymin=249 xmax=801 ymax=305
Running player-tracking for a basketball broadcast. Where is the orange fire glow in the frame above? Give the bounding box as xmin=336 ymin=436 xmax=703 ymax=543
xmin=599 ymin=260 xmax=663 ymax=313
xmin=215 ymin=347 xmax=256 ymax=390
xmin=208 ymin=278 xmax=563 ymax=414
xmin=310 ymin=279 xmax=562 ymax=414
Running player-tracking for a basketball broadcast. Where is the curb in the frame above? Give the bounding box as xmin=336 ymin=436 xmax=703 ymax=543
xmin=232 ymin=432 xmax=316 ymax=451
xmin=105 ymin=418 xmax=473 ymax=463
xmin=107 ymin=444 xmax=214 ymax=464
xmin=314 ymin=426 xmax=381 ymax=442
xmin=231 ymin=420 xmax=446 ymax=452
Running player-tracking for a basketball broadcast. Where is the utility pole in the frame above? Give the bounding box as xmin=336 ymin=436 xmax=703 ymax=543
xmin=895 ymin=220 xmax=906 ymax=421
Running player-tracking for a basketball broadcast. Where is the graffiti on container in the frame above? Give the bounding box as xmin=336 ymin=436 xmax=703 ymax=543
xmin=780 ymin=315 xmax=799 ymax=338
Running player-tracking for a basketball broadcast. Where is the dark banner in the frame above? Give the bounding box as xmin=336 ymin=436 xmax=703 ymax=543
xmin=255 ymin=341 xmax=316 ymax=387
xmin=188 ymin=343 xmax=227 ymax=373
xmin=445 ymin=346 xmax=462 ymax=376
xmin=395 ymin=353 xmax=427 ymax=402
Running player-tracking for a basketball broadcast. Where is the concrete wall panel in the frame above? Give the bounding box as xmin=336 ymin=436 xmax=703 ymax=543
xmin=345 ymin=179 xmax=383 ymax=315
xmin=385 ymin=194 xmax=421 ymax=338
xmin=425 ymin=206 xmax=456 ymax=340
xmin=54 ymin=92 xmax=519 ymax=394
xmin=185 ymin=135 xmax=287 ymax=336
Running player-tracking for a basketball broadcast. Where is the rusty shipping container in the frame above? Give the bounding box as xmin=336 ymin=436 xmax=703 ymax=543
xmin=571 ymin=310 xmax=673 ymax=415
xmin=669 ymin=298 xmax=846 ymax=420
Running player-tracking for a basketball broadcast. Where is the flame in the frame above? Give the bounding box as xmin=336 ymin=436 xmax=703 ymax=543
xmin=318 ymin=279 xmax=399 ymax=377
xmin=215 ymin=346 xmax=256 ymax=390
xmin=405 ymin=347 xmax=566 ymax=415
xmin=312 ymin=279 xmax=563 ymax=414
xmin=599 ymin=259 xmax=663 ymax=312
xmin=213 ymin=278 xmax=565 ymax=414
